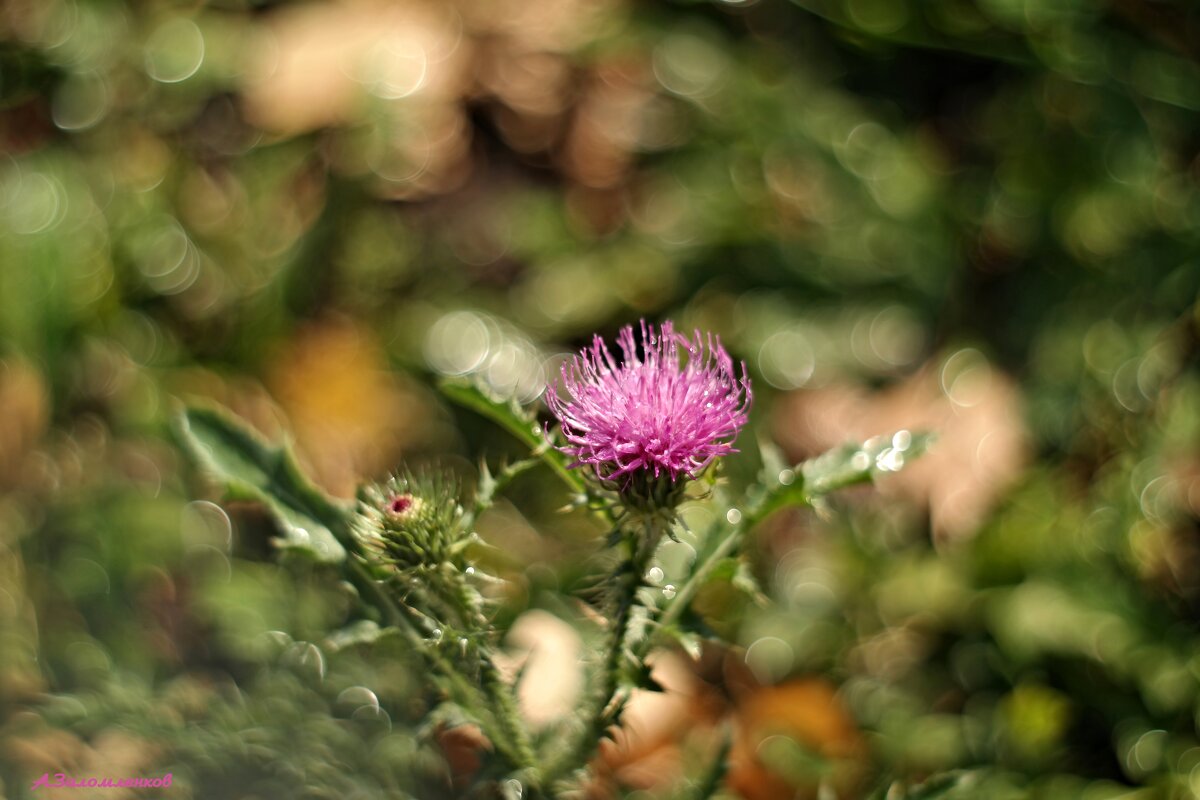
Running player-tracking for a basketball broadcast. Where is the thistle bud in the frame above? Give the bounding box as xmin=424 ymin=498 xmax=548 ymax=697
xmin=354 ymin=472 xmax=468 ymax=571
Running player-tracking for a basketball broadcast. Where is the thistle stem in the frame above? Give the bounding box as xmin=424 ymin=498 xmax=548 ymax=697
xmin=546 ymin=515 xmax=663 ymax=786
xmin=479 ymin=656 xmax=540 ymax=783
xmin=445 ymin=567 xmax=541 ymax=783
xmin=640 ymin=485 xmax=792 ymax=660
xmin=408 ymin=568 xmax=541 ymax=789
xmin=346 ymin=560 xmax=538 ymax=781
xmin=645 ymin=516 xmax=744 ymax=648
xmin=688 ymin=723 xmax=733 ymax=800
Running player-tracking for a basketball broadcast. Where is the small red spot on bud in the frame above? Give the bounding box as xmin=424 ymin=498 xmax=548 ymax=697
xmin=388 ymin=494 xmax=415 ymax=515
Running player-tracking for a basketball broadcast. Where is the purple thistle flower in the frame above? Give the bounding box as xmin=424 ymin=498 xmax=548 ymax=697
xmin=547 ymin=320 xmax=752 ymax=484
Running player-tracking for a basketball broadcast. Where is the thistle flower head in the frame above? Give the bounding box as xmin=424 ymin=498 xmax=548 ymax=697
xmin=546 ymin=320 xmax=751 ymax=487
xmin=355 ymin=471 xmax=467 ymax=570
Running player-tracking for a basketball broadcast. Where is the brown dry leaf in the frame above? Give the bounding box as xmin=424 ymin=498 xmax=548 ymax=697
xmin=497 ymin=610 xmax=584 ymax=730
xmin=479 ymin=49 xmax=572 ymax=119
xmin=0 ymin=359 xmax=50 ymax=703
xmin=461 ymin=0 xmax=624 ymax=54
xmin=76 ymin=731 xmax=164 ymax=800
xmin=774 ymin=352 xmax=1029 ymax=540
xmin=727 ymin=677 xmax=866 ymax=800
xmin=242 ymin=0 xmax=630 ymax=197
xmin=602 ymin=652 xmax=696 ymax=787
xmin=242 ymin=0 xmax=471 ymax=136
xmin=3 ymin=719 xmax=86 ymax=777
xmin=591 ymin=660 xmax=867 ymax=799
xmin=242 ymin=0 xmax=477 ymax=197
xmin=437 ymin=723 xmax=491 ymax=789
xmin=563 ymin=56 xmax=655 ymax=189
xmin=266 ymin=319 xmax=423 ymax=497
xmin=591 ymin=650 xmax=726 ymax=796
xmin=0 ymin=357 xmax=49 ymax=489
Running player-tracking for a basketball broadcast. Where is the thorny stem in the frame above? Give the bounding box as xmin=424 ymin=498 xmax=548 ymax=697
xmin=479 ymin=657 xmax=541 ymax=788
xmin=348 ymin=562 xmax=489 ymax=717
xmin=546 ymin=514 xmax=665 ymax=787
xmin=346 ymin=559 xmax=538 ymax=783
xmin=445 ymin=565 xmax=540 ymax=781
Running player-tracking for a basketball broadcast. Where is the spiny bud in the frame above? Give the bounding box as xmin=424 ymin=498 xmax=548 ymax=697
xmin=354 ymin=471 xmax=469 ymax=570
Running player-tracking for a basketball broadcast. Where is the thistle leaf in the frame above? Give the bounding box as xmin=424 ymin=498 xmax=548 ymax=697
xmin=870 ymin=771 xmax=975 ymax=799
xmin=800 ymin=431 xmax=934 ymax=500
xmin=750 ymin=430 xmax=933 ymax=522
xmin=628 ymin=662 xmax=666 ymax=693
xmin=173 ymin=405 xmax=350 ymax=563
xmin=662 ymin=627 xmax=704 ymax=661
xmin=471 ymin=457 xmax=538 ymax=521
xmin=323 ymin=620 xmax=402 ymax=653
xmin=439 ymin=377 xmax=583 ymax=493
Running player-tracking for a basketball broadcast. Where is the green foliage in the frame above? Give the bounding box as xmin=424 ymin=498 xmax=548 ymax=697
xmin=174 ymin=405 xmax=350 ymax=563
xmin=440 ymin=378 xmax=585 ymax=495
xmin=175 ymin=391 xmax=929 ymax=798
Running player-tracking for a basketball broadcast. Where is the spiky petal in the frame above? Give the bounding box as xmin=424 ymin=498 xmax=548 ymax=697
xmin=547 ymin=321 xmax=752 ymax=484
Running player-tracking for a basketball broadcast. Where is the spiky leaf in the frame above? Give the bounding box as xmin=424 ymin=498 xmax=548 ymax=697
xmin=439 ymin=378 xmax=583 ymax=493
xmin=801 ymin=431 xmax=934 ymax=499
xmin=173 ymin=405 xmax=350 ymax=563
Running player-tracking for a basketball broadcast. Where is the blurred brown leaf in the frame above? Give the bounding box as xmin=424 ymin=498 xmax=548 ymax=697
xmin=498 ymin=609 xmax=584 ymax=730
xmin=727 ymin=677 xmax=866 ymax=800
xmin=461 ymin=0 xmax=624 ymax=54
xmin=436 ymin=722 xmax=491 ymax=789
xmin=0 ymin=357 xmax=49 ymax=489
xmin=562 ymin=56 xmax=654 ymax=189
xmin=242 ymin=0 xmax=470 ymax=135
xmin=774 ymin=353 xmax=1029 ymax=540
xmin=266 ymin=318 xmax=426 ymax=497
xmin=2 ymin=720 xmax=159 ymax=800
xmin=589 ymin=650 xmax=726 ymax=797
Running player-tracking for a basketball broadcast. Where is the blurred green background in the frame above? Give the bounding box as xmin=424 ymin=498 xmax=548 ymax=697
xmin=1 ymin=0 xmax=1200 ymax=797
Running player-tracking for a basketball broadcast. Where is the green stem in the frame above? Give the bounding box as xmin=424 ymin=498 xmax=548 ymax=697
xmin=479 ymin=657 xmax=540 ymax=783
xmin=688 ymin=723 xmax=733 ymax=800
xmin=546 ymin=516 xmax=662 ymax=785
xmin=644 ymin=515 xmax=746 ymax=655
xmin=641 ymin=486 xmax=806 ymax=660
xmin=348 ymin=560 xmax=535 ymax=779
xmin=347 ymin=560 xmax=407 ymax=630
xmin=444 ymin=567 xmax=540 ymax=783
